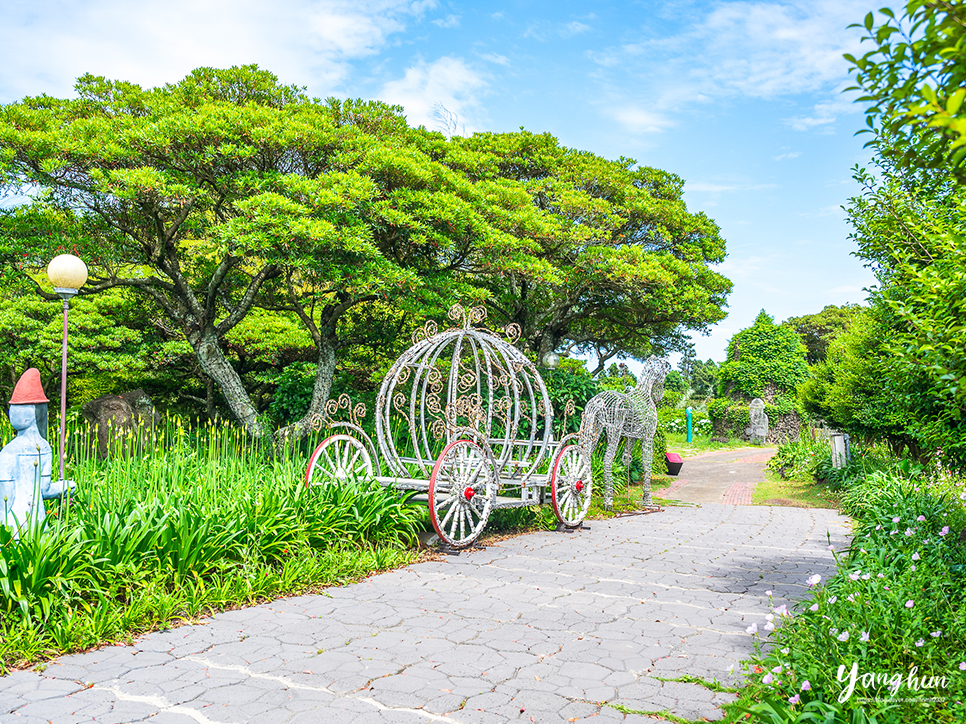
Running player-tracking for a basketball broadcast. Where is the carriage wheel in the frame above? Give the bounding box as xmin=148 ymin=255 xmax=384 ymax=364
xmin=550 ymin=444 xmax=592 ymax=527
xmin=305 ymin=434 xmax=374 ymax=486
xmin=428 ymin=439 xmax=495 ymax=548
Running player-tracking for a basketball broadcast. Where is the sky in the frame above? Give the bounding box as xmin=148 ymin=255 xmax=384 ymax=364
xmin=0 ymin=0 xmax=880 ymax=365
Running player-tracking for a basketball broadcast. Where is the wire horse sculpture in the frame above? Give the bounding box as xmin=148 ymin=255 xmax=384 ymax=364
xmin=578 ymin=356 xmax=671 ymax=509
xmin=304 ymin=304 xmax=593 ymax=549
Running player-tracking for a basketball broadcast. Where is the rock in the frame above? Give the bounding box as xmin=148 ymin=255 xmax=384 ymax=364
xmin=81 ymin=390 xmax=159 ymax=459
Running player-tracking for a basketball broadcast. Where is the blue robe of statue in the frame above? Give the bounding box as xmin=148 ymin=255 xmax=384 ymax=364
xmin=0 ymin=403 xmax=54 ymax=535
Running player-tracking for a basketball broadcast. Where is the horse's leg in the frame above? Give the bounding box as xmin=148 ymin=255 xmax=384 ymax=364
xmin=641 ymin=425 xmax=655 ymax=507
xmin=603 ymin=427 xmax=619 ymax=510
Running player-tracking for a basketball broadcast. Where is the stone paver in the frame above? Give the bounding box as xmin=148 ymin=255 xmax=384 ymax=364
xmin=0 ymin=504 xmax=848 ymax=723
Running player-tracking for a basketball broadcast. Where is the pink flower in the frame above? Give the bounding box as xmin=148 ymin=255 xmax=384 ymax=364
xmin=806 ymin=574 xmax=821 ymax=586
xmin=837 ymin=631 xmax=850 ymax=642
xmin=931 ymin=631 xmax=941 ymax=637
xmin=860 ymin=631 xmax=870 ymax=642
xmin=905 ymin=528 xmax=914 ymax=536
xmin=746 ymin=623 xmax=758 ymax=634
xmin=959 ymin=663 xmax=966 ymax=671
xmin=940 ymin=526 xmax=949 ymax=536
xmin=917 ymin=515 xmax=925 ymax=522
xmin=915 ymin=638 xmax=925 ymax=647
xmin=905 ymin=600 xmax=914 ymax=608
xmin=764 ymin=622 xmax=775 ymax=632
xmin=828 ymin=596 xmax=837 ymax=605
xmin=849 ymin=572 xmax=860 ymax=580
xmin=809 ymin=603 xmax=819 ymax=612
xmin=765 ymin=590 xmax=773 ymax=596
xmin=892 ymin=516 xmax=900 ymax=523
xmin=763 ymin=673 xmax=774 ymax=685
xmin=774 ymin=604 xmax=789 ymax=617
xmin=801 ymin=681 xmax=811 ymax=691
xmin=789 ymin=694 xmax=800 ymax=705
xmin=772 ymin=665 xmax=783 ymax=673
xmin=912 ymin=552 xmax=920 ymax=560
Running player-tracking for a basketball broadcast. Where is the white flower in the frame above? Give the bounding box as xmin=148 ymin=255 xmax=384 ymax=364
xmin=765 ymin=590 xmax=773 ymax=596
xmin=931 ymin=631 xmax=941 ymax=638
xmin=860 ymin=631 xmax=870 ymax=642
xmin=765 ymin=614 xmax=774 ymax=622
xmin=773 ymin=604 xmax=789 ymax=617
xmin=849 ymin=572 xmax=860 ymax=581
xmin=912 ymin=552 xmax=920 ymax=561
xmin=905 ymin=528 xmax=914 ymax=536
xmin=746 ymin=623 xmax=758 ymax=634
xmin=862 ymin=574 xmax=871 ymax=580
xmin=837 ymin=631 xmax=850 ymax=642
xmin=828 ymin=596 xmax=838 ymax=605
xmin=846 ymin=594 xmax=855 ymax=602
xmin=806 ymin=574 xmax=822 ymax=586
xmin=764 ymin=622 xmax=775 ymax=632
xmin=915 ymin=638 xmax=925 ymax=647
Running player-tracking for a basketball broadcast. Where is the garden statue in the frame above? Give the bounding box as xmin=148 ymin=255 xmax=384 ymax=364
xmin=0 ymin=369 xmax=74 ymax=537
xmin=747 ymin=398 xmax=768 ymax=444
xmin=579 ymin=356 xmax=671 ymax=510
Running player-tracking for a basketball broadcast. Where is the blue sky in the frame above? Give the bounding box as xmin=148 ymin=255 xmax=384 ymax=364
xmin=0 ymin=0 xmax=879 ymax=364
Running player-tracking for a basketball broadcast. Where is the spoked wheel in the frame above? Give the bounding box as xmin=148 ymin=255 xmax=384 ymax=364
xmin=550 ymin=444 xmax=592 ymax=527
xmin=305 ymin=434 xmax=374 ymax=486
xmin=428 ymin=439 xmax=496 ymax=548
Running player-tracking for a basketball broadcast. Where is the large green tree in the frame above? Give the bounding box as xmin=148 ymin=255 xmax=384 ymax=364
xmin=440 ymin=131 xmax=732 ymax=372
xmin=783 ymin=304 xmax=862 ymax=365
xmin=847 ymin=1 xmax=966 ymax=180
xmin=0 ymin=67 xmax=552 ymax=437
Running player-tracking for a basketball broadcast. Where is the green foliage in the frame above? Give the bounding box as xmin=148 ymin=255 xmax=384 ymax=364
xmin=735 ymin=467 xmax=966 ymax=723
xmin=784 ymin=304 xmax=862 ymax=365
xmin=597 ymin=362 xmax=637 ymax=392
xmin=542 ymin=359 xmax=599 ymax=434
xmin=689 ymin=358 xmax=719 ymax=398
xmin=663 ymin=370 xmax=687 ymax=394
xmin=269 ymin=362 xmax=317 ymax=423
xmin=846 ymin=1 xmax=966 ymax=179
xmin=718 ymin=310 xmax=809 ymax=399
xmin=447 ymin=130 xmax=733 ymax=364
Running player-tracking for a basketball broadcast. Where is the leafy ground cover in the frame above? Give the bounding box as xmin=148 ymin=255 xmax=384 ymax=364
xmin=0 ymin=419 xmax=423 ymax=674
xmin=727 ymin=454 xmax=966 ymax=722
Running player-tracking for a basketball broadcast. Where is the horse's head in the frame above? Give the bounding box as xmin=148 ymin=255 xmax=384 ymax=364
xmin=637 ymin=355 xmax=672 ymax=404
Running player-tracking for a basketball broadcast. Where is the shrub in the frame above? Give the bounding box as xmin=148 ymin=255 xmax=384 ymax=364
xmin=735 ymin=469 xmax=966 ymax=723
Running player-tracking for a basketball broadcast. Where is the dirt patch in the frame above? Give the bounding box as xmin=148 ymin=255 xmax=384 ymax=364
xmin=763 ymin=497 xmax=808 ymax=507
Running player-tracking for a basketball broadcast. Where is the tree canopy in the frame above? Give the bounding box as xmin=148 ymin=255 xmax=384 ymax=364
xmin=0 ymin=66 xmax=732 ymax=435
xmin=846 ymin=1 xmax=966 ymax=179
xmin=783 ymin=304 xmax=862 ymax=365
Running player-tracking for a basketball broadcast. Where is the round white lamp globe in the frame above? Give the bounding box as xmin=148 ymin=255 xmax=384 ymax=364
xmin=47 ymin=254 xmax=88 ymax=296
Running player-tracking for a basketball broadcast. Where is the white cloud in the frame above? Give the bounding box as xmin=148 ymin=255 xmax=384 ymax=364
xmin=593 ymin=1 xmax=869 ymax=112
xmin=479 ymin=52 xmax=510 ymax=66
xmin=379 ymin=56 xmax=487 ymax=132
xmin=0 ymin=0 xmax=438 ymax=101
xmin=562 ymin=21 xmax=592 ymax=37
xmin=611 ymin=107 xmax=674 ymax=134
xmin=773 ymin=151 xmax=801 ymax=161
xmin=432 ymin=14 xmax=460 ymax=28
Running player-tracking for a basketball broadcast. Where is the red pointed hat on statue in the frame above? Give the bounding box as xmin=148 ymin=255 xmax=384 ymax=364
xmin=9 ymin=368 xmax=50 ymax=405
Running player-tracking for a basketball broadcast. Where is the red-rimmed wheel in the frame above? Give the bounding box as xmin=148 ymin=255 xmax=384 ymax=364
xmin=428 ymin=439 xmax=496 ymax=548
xmin=550 ymin=444 xmax=592 ymax=527
xmin=305 ymin=434 xmax=374 ymax=486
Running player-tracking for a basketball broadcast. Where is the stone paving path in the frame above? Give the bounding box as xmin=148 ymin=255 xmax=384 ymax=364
xmin=659 ymin=449 xmax=778 ymax=506
xmin=1 ymin=503 xmax=849 ymax=724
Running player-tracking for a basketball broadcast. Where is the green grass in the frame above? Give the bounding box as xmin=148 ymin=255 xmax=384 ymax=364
xmin=752 ymin=469 xmax=839 ymax=509
xmin=666 ymin=432 xmax=761 ymax=458
xmin=0 ymin=417 xmax=424 ymax=674
xmin=654 ymin=673 xmax=741 ymax=693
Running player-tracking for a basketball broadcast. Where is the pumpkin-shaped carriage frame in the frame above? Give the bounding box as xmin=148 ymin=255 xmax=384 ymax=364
xmin=305 ymin=305 xmax=593 ymax=548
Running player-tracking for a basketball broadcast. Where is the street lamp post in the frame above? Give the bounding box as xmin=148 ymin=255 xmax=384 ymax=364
xmin=46 ymin=254 xmax=87 ymax=484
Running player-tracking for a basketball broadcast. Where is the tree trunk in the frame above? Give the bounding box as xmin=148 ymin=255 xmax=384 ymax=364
xmin=192 ymin=330 xmax=266 ymax=437
xmin=274 ymin=335 xmax=338 ymax=442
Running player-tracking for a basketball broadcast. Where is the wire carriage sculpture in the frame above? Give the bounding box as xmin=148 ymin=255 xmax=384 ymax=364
xmin=304 ymin=305 xmax=593 ymax=548
xmin=578 ymin=356 xmax=671 ymax=510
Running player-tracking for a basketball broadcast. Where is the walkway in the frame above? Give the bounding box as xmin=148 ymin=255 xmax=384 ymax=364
xmin=1 ymin=503 xmax=849 ymax=724
xmin=658 ymin=448 xmax=777 ymax=505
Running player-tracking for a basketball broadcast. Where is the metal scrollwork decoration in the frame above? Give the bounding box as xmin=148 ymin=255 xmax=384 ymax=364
xmin=323 ymin=393 xmax=367 ymax=428
xmin=375 ymin=303 xmax=554 ymax=479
